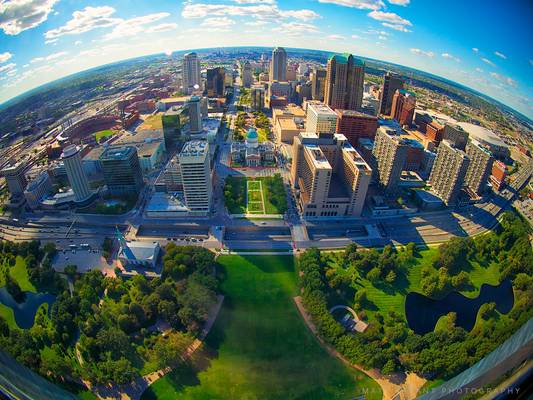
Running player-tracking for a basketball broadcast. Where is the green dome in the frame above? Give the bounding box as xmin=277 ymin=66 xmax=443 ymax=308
xmin=247 ymin=128 xmax=258 ymax=140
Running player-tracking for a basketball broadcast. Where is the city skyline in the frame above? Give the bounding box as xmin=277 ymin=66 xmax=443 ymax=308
xmin=0 ymin=0 xmax=532 ymax=119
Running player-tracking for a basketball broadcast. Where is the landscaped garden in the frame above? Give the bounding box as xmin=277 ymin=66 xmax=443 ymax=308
xmin=298 ymin=211 xmax=533 ymax=384
xmin=141 ymin=255 xmax=381 ymax=400
xmin=223 ymin=174 xmax=288 ymax=216
xmin=0 ymin=242 xmax=221 ymax=396
xmin=76 ymin=194 xmax=138 ymax=215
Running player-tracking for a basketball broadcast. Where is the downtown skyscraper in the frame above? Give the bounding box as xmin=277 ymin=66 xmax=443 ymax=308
xmin=324 ymin=54 xmax=365 ymax=111
xmin=270 ymin=47 xmax=287 ymax=82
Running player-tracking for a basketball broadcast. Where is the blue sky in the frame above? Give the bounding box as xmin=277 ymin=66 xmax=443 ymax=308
xmin=0 ymin=0 xmax=532 ymax=118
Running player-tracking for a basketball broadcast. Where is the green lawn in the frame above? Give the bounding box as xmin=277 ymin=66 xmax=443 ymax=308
xmin=141 ymin=255 xmax=381 ymax=400
xmin=94 ymin=129 xmax=116 ymax=142
xmin=0 ymin=304 xmax=16 ymax=329
xmin=327 ymin=247 xmax=503 ymax=323
xmin=225 ymin=176 xmax=287 ymax=216
xmin=0 ymin=256 xmax=36 ymax=293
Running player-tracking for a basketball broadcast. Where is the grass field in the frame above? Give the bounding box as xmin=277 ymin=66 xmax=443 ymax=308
xmin=94 ymin=130 xmax=116 ymax=142
xmin=141 ymin=255 xmax=381 ymax=400
xmin=0 ymin=304 xmax=16 ymax=329
xmin=226 ymin=176 xmax=287 ymax=216
xmin=0 ymin=256 xmax=36 ymax=292
xmin=326 ymin=248 xmax=503 ymax=323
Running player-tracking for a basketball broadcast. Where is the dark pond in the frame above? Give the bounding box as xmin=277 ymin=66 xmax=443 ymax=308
xmin=405 ymin=279 xmax=514 ymax=335
xmin=0 ymin=287 xmax=56 ymax=329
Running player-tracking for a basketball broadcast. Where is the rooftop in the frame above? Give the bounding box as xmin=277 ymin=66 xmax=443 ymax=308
xmin=329 ymin=53 xmax=365 ymax=67
xmin=100 ymin=146 xmax=136 ymax=161
xmin=138 ymin=114 xmax=163 ymax=130
xmin=336 ymin=109 xmax=378 ymax=119
xmin=181 ymin=140 xmax=209 ymax=157
xmin=308 ymin=102 xmax=337 ymax=116
xmin=457 ymin=122 xmax=508 ymax=148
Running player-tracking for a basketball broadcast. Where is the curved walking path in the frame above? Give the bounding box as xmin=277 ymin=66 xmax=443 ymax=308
xmin=294 ymin=296 xmax=426 ymax=400
xmin=86 ymin=295 xmax=224 ymax=400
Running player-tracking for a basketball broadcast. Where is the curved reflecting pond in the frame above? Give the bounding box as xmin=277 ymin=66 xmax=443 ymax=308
xmin=405 ymin=280 xmax=514 ymax=335
xmin=0 ymin=287 xmax=56 ymax=329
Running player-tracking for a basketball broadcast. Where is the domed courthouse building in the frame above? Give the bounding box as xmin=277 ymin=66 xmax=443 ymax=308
xmin=231 ymin=127 xmax=276 ymax=167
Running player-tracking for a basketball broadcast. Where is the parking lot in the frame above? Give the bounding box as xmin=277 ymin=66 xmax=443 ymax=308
xmin=52 ymin=246 xmax=117 ymax=275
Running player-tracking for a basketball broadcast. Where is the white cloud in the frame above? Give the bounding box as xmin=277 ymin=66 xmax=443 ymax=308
xmin=494 ymin=51 xmax=507 ymax=59
xmin=351 ymin=34 xmax=361 ymax=39
xmin=472 ymin=47 xmax=479 ymax=53
xmin=388 ymin=0 xmax=410 ymax=5
xmin=44 ymin=38 xmax=58 ymax=44
xmin=481 ymin=58 xmax=495 ymax=67
xmin=490 ymin=72 xmax=517 ymax=88
xmin=272 ymin=22 xmax=319 ymax=35
xmin=0 ymin=0 xmax=58 ymax=35
xmin=317 ymin=0 xmax=384 ymax=10
xmin=233 ymin=0 xmax=276 ymax=3
xmin=244 ymin=20 xmax=268 ymax=26
xmin=378 ymin=35 xmax=387 ymax=40
xmin=103 ymin=13 xmax=170 ymax=40
xmin=410 ymin=48 xmax=434 ymax=57
xmin=182 ymin=3 xmax=320 ymax=22
xmin=327 ymin=34 xmax=346 ymax=40
xmin=368 ymin=10 xmax=412 ymax=26
xmin=0 ymin=52 xmax=13 ymax=63
xmin=30 ymin=51 xmax=68 ymax=63
xmin=74 ymin=40 xmax=82 ymax=45
xmin=475 ymin=67 xmax=483 ymax=73
xmin=45 ymin=6 xmax=119 ymax=39
xmin=441 ymin=53 xmax=460 ymax=62
xmin=382 ymin=22 xmax=410 ymax=32
xmin=146 ymin=23 xmax=177 ymax=34
xmin=201 ymin=17 xmax=235 ymax=27
xmin=0 ymin=63 xmax=16 ymax=73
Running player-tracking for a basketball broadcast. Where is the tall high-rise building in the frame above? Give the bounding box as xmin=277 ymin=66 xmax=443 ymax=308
xmin=270 ymin=47 xmax=287 ymax=82
xmin=241 ymin=60 xmax=253 ymax=87
xmin=324 ymin=53 xmax=365 ymax=111
xmin=306 ymin=103 xmax=338 ymax=138
xmin=391 ymin=89 xmax=416 ymax=126
xmin=188 ymin=96 xmax=203 ymax=134
xmin=310 ymin=68 xmax=327 ymax=101
xmin=0 ymin=161 xmax=27 ymax=196
xmin=429 ymin=140 xmax=470 ymax=205
xmin=379 ymin=72 xmax=403 ymax=116
xmin=251 ymin=85 xmax=265 ymax=111
xmin=290 ymin=133 xmax=371 ymax=217
xmin=100 ymin=146 xmax=144 ymax=195
xmin=182 ymin=52 xmax=201 ymax=94
xmin=372 ymin=127 xmax=409 ymax=193
xmin=24 ymin=171 xmax=52 ymax=209
xmin=443 ymin=123 xmax=469 ymax=150
xmin=62 ymin=145 xmax=92 ymax=202
xmin=178 ymin=140 xmax=212 ymax=215
xmin=464 ymin=140 xmax=493 ymax=196
xmin=206 ymin=67 xmax=225 ymax=97
xmin=335 ymin=109 xmax=377 ymax=147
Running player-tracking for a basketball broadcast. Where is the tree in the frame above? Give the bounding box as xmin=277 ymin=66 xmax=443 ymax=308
xmin=64 ymin=264 xmax=77 ymax=278
xmin=367 ymin=267 xmax=381 ymax=283
xmin=354 ymin=289 xmax=368 ymax=305
xmin=153 ymin=332 xmax=192 ymax=369
xmin=385 ymin=270 xmax=397 ymax=284
xmin=40 ymin=347 xmax=71 ymax=381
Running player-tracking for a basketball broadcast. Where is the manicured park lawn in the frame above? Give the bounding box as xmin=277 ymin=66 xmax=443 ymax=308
xmin=0 ymin=256 xmax=36 ymax=293
xmin=225 ymin=176 xmax=287 ymax=216
xmin=326 ymin=247 xmax=503 ymax=323
xmin=141 ymin=255 xmax=381 ymax=400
